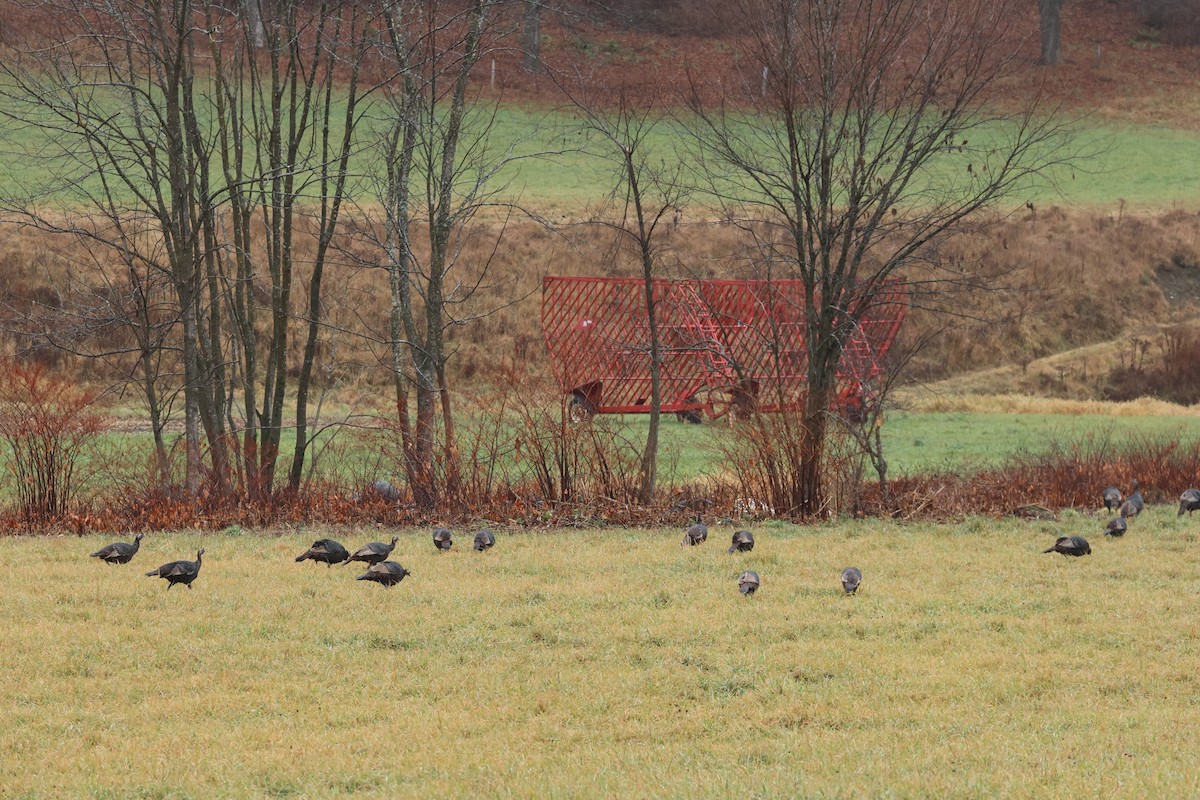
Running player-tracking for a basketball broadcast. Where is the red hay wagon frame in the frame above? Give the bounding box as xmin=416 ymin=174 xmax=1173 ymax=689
xmin=541 ymin=276 xmax=907 ymax=421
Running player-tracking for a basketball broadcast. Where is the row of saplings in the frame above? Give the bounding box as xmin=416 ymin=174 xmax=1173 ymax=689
xmin=90 ymin=515 xmax=866 ymax=597
xmin=1042 ymin=482 xmax=1200 ymax=556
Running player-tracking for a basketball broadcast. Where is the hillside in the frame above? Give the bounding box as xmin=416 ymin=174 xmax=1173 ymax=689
xmin=441 ymin=0 xmax=1200 ymax=128
xmin=1 ymin=0 xmax=1200 ymax=405
xmin=3 ymin=0 xmax=1200 ymax=124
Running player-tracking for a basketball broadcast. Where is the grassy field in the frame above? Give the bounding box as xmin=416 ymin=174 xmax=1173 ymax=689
xmin=4 ymin=93 xmax=1200 ymax=211
xmin=557 ymin=409 xmax=1200 ymax=482
xmin=4 ymin=509 xmax=1200 ymax=798
xmin=68 ymin=407 xmax=1200 ymax=504
xmin=439 ymin=115 xmax=1200 ymax=209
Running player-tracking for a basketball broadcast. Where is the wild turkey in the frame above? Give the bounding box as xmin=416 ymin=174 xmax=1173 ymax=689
xmin=1120 ymin=480 xmax=1145 ymax=519
xmin=433 ymin=528 xmax=453 ymax=552
xmin=737 ymin=570 xmax=760 ymax=595
xmin=1102 ymin=486 xmax=1123 ymax=513
xmin=473 ymin=529 xmax=496 ymax=551
xmin=90 ymin=533 xmax=144 ymax=564
xmin=1105 ymin=516 xmax=1128 ymax=537
xmin=353 ymin=480 xmax=401 ymax=503
xmin=295 ymin=539 xmax=349 ymax=566
xmin=368 ymin=480 xmax=401 ymax=501
xmin=145 ymin=548 xmax=205 ymax=589
xmin=841 ymin=567 xmax=862 ymax=595
xmin=727 ymin=530 xmax=754 ymax=554
xmin=1178 ymin=489 xmax=1200 ymax=516
xmin=356 ymin=561 xmax=411 ymax=587
xmin=680 ymin=514 xmax=708 ymax=547
xmin=1042 ymin=536 xmax=1091 ymax=557
xmin=345 ymin=537 xmax=398 ymax=567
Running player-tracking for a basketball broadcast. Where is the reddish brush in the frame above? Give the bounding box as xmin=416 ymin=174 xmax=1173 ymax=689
xmin=0 ymin=361 xmax=101 ymax=528
xmin=865 ymin=431 xmax=1200 ymax=520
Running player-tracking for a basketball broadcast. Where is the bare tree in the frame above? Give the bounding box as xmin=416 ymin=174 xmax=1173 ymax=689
xmin=833 ymin=325 xmax=938 ymax=511
xmin=559 ymin=84 xmax=688 ymax=503
xmin=0 ymin=244 xmax=181 ymax=493
xmin=686 ymin=0 xmax=1079 ymax=515
xmin=367 ymin=0 xmax=526 ymax=507
xmin=0 ymin=0 xmax=375 ymax=497
xmin=206 ymin=0 xmax=374 ymax=496
xmin=0 ymin=0 xmax=232 ymax=492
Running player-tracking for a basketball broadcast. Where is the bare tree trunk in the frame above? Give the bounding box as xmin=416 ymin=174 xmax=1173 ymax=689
xmin=437 ymin=364 xmax=460 ymax=500
xmin=1038 ymin=0 xmax=1064 ymax=66
xmin=182 ymin=305 xmax=203 ymax=495
xmin=413 ymin=372 xmax=437 ymax=506
xmin=626 ymin=148 xmax=662 ymax=505
xmin=796 ymin=383 xmax=831 ymax=515
xmin=245 ymin=0 xmax=266 ymax=49
xmin=386 ymin=242 xmax=419 ymax=487
xmin=872 ymin=424 xmax=889 ymax=505
xmin=522 ymin=0 xmax=542 ymax=72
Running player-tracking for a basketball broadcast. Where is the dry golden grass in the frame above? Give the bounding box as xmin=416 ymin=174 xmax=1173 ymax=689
xmin=7 ymin=205 xmax=1200 ymax=397
xmin=901 ymin=389 xmax=1200 ymax=417
xmin=4 ymin=513 xmax=1200 ymax=798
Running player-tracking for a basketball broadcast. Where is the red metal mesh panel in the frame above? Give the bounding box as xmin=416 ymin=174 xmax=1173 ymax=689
xmin=541 ymin=276 xmax=906 ymax=416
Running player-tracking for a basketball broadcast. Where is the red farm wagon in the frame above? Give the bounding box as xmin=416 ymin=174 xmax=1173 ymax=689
xmin=541 ymin=276 xmax=907 ymax=422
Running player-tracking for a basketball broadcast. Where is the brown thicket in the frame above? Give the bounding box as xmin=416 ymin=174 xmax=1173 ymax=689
xmin=5 ymin=409 xmax=1198 ymax=532
xmin=1104 ymin=324 xmax=1200 ymax=405
xmin=878 ymin=431 xmax=1200 ymax=521
xmin=0 ymin=361 xmax=101 ymax=527
xmin=1136 ymin=0 xmax=1200 ymax=45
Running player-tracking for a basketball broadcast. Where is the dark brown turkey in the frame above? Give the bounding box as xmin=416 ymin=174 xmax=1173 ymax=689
xmin=738 ymin=570 xmax=760 ymax=595
xmin=90 ymin=533 xmax=144 ymax=565
xmin=345 ymin=537 xmax=398 ymax=567
xmin=295 ymin=539 xmax=350 ymax=566
xmin=356 ymin=561 xmax=411 ymax=587
xmin=727 ymin=530 xmax=754 ymax=554
xmin=145 ymin=548 xmax=205 ymax=589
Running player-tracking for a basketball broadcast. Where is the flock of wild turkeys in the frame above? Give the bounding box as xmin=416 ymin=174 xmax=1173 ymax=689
xmin=88 ymin=513 xmax=864 ymax=597
xmin=96 ymin=481 xmax=1199 ymax=591
xmin=1041 ymin=480 xmax=1200 ymax=557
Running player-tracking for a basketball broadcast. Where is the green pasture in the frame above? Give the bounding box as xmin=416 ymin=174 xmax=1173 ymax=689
xmin=67 ymin=409 xmax=1200 ymax=501
xmin=3 ymin=511 xmax=1200 ymax=798
xmin=609 ymin=410 xmax=1200 ymax=481
xmin=2 ymin=90 xmax=1200 ymax=211
xmin=880 ymin=410 xmax=1200 ymax=476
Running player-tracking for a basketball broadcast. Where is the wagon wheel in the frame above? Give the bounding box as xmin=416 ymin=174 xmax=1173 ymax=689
xmin=705 ymin=381 xmax=757 ymax=422
xmin=567 ymin=393 xmax=597 ymax=424
xmin=703 ymin=386 xmax=733 ymax=420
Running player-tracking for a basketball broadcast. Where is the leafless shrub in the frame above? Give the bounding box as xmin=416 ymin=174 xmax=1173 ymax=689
xmin=0 ymin=361 xmax=101 ymax=527
xmin=1105 ymin=325 xmax=1200 ymax=405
